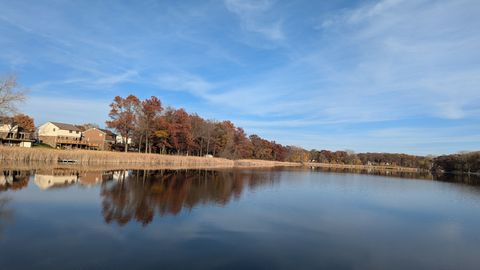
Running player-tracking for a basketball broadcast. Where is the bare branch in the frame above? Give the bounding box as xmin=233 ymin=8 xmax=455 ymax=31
xmin=0 ymin=74 xmax=27 ymax=117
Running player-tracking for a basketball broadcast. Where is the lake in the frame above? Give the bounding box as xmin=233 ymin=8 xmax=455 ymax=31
xmin=1 ymin=168 xmax=480 ymax=270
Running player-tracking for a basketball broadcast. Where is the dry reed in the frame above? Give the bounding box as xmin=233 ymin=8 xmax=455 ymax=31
xmin=0 ymin=147 xmax=301 ymax=170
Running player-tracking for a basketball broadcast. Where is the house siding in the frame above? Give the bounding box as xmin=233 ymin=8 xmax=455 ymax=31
xmin=38 ymin=122 xmax=82 ymax=138
xmin=83 ymin=128 xmax=115 ymax=151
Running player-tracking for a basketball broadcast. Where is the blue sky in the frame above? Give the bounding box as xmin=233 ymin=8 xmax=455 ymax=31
xmin=0 ymin=0 xmax=479 ymax=155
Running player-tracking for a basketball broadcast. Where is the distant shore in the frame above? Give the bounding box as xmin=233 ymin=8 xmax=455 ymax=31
xmin=303 ymin=162 xmax=425 ymax=172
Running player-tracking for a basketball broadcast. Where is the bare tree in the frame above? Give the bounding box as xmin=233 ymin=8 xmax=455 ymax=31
xmin=0 ymin=75 xmax=26 ymax=117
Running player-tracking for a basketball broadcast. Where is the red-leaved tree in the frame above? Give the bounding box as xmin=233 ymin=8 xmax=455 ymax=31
xmin=106 ymin=95 xmax=140 ymax=152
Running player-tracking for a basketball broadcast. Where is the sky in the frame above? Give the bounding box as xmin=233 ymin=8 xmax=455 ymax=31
xmin=0 ymin=0 xmax=479 ymax=155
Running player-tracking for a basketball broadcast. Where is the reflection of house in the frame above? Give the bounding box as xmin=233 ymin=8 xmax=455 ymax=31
xmin=0 ymin=171 xmax=30 ymax=190
xmin=0 ymin=122 xmax=33 ymax=147
xmin=79 ymin=171 xmax=108 ymax=186
xmin=83 ymin=128 xmax=117 ymax=151
xmin=34 ymin=174 xmax=78 ymax=190
xmin=0 ymin=173 xmax=13 ymax=186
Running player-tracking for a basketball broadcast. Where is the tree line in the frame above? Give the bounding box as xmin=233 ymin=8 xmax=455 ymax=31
xmin=105 ymin=94 xmax=309 ymax=162
xmin=432 ymin=151 xmax=480 ymax=174
xmin=309 ymin=150 xmax=434 ymax=170
xmin=101 ymin=94 xmax=476 ymax=171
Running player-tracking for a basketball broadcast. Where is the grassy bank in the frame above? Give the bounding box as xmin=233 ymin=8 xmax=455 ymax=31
xmin=304 ymin=162 xmax=424 ymax=172
xmin=0 ymin=147 xmax=300 ymax=169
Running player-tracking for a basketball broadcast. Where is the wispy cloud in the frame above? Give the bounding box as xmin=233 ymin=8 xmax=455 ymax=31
xmin=95 ymin=70 xmax=139 ymax=86
xmin=0 ymin=0 xmax=479 ymax=154
xmin=156 ymin=72 xmax=215 ymax=97
xmin=224 ymin=0 xmax=284 ymax=41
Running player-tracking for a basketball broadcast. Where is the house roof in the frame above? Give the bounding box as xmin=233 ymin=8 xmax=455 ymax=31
xmin=85 ymin=127 xmax=117 ymax=137
xmin=75 ymin=125 xmax=87 ymax=132
xmin=99 ymin=128 xmax=117 ymax=137
xmin=50 ymin=122 xmax=82 ymax=132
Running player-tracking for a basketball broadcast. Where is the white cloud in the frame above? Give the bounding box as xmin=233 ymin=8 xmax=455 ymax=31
xmin=156 ymin=72 xmax=215 ymax=97
xmin=219 ymin=0 xmax=480 ymax=123
xmin=95 ymin=70 xmax=138 ymax=86
xmin=224 ymin=0 xmax=284 ymax=40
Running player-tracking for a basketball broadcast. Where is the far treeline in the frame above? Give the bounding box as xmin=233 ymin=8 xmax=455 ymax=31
xmin=105 ymin=94 xmax=479 ymax=174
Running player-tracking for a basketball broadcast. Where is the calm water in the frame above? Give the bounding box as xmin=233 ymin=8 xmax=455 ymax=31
xmin=1 ymin=168 xmax=480 ymax=270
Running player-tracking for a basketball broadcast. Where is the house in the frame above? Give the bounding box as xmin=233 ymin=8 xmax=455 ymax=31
xmin=0 ymin=121 xmax=34 ymax=147
xmin=34 ymin=173 xmax=78 ymax=190
xmin=83 ymin=128 xmax=117 ymax=151
xmin=38 ymin=121 xmax=86 ymax=149
xmin=115 ymin=134 xmax=132 ymax=145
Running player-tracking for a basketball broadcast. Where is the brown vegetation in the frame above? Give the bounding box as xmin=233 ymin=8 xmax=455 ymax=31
xmin=0 ymin=147 xmax=301 ymax=169
xmin=309 ymin=150 xmax=433 ymax=170
xmin=433 ymin=151 xmax=480 ymax=174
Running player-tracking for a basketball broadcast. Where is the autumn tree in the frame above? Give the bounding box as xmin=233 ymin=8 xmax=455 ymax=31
xmin=138 ymin=96 xmax=163 ymax=153
xmin=250 ymin=134 xmax=273 ymax=160
xmin=163 ymin=108 xmax=194 ymax=154
xmin=233 ymin=127 xmax=252 ymax=159
xmin=13 ymin=114 xmax=35 ymax=133
xmin=106 ymin=95 xmax=140 ymax=152
xmin=0 ymin=114 xmax=35 ymax=139
xmin=216 ymin=121 xmax=236 ymax=158
xmin=0 ymin=75 xmax=26 ymax=117
xmin=190 ymin=114 xmax=206 ymax=156
xmin=286 ymin=146 xmax=309 ymax=162
xmin=189 ymin=115 xmax=217 ymax=156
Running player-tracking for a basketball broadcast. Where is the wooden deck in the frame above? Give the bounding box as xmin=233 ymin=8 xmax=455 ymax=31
xmin=56 ymin=138 xmax=101 ymax=149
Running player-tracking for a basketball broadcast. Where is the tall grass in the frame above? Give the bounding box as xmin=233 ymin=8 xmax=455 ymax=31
xmin=0 ymin=147 xmax=301 ymax=169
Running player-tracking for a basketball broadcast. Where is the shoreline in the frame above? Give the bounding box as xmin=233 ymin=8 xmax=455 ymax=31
xmin=303 ymin=162 xmax=424 ymax=172
xmin=0 ymin=147 xmax=430 ymax=172
xmin=0 ymin=147 xmax=301 ymax=170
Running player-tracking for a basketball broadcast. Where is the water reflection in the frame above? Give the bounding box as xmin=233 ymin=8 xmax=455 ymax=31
xmin=0 ymin=195 xmax=13 ymax=239
xmin=313 ymin=167 xmax=480 ymax=185
xmin=0 ymin=170 xmax=30 ymax=191
xmin=101 ymin=170 xmax=280 ymax=226
xmin=1 ymin=168 xmax=480 ymax=269
xmin=0 ymin=168 xmax=283 ymax=226
xmin=1 ymin=168 xmax=479 ymax=229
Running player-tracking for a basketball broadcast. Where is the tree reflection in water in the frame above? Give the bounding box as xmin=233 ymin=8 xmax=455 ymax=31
xmin=0 ymin=170 xmax=30 ymax=191
xmin=0 ymin=196 xmax=13 ymax=239
xmin=1 ymin=168 xmax=479 ymax=228
xmin=100 ymin=169 xmax=280 ymax=226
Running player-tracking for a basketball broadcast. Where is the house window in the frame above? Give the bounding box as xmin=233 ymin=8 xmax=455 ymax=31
xmin=53 ymin=128 xmax=56 ymax=131
xmin=69 ymin=130 xmax=72 ymax=133
xmin=76 ymin=131 xmax=79 ymax=134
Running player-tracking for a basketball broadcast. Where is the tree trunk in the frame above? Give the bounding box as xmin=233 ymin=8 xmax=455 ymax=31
xmin=145 ymin=130 xmax=149 ymax=154
xmin=206 ymin=137 xmax=211 ymax=155
xmin=138 ymin=134 xmax=143 ymax=153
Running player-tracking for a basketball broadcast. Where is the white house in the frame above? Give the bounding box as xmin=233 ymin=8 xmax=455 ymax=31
xmin=38 ymin=121 xmax=83 ymax=148
xmin=115 ymin=134 xmax=132 ymax=145
xmin=0 ymin=122 xmax=32 ymax=147
xmin=34 ymin=174 xmax=78 ymax=190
